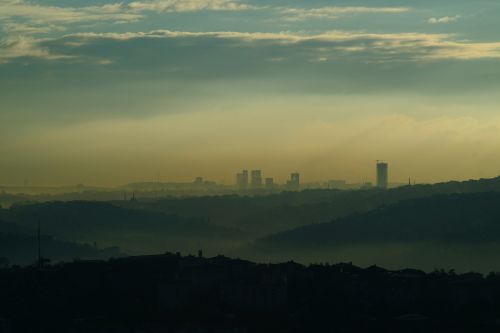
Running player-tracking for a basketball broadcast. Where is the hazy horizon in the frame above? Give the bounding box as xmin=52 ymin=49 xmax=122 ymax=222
xmin=0 ymin=173 xmax=498 ymax=189
xmin=3 ymin=0 xmax=500 ymax=186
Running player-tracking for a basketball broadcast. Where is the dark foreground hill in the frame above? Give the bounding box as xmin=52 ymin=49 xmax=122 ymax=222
xmin=1 ymin=253 xmax=500 ymax=333
xmin=249 ymin=192 xmax=500 ymax=272
xmin=0 ymin=201 xmax=247 ymax=258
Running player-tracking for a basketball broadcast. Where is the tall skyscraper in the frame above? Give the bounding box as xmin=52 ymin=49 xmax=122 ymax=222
xmin=376 ymin=161 xmax=388 ymax=189
xmin=251 ymin=170 xmax=262 ymax=189
xmin=236 ymin=170 xmax=249 ymax=190
xmin=287 ymin=172 xmax=300 ymax=190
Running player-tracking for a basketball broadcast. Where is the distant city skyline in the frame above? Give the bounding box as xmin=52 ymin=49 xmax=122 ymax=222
xmin=0 ymin=160 xmax=421 ymax=190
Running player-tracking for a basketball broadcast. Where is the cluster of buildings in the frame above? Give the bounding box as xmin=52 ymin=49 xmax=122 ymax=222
xmin=236 ymin=170 xmax=300 ymax=191
xmin=118 ymin=161 xmax=391 ymax=198
xmin=234 ymin=161 xmax=390 ymax=192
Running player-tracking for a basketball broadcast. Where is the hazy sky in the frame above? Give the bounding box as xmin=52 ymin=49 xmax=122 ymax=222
xmin=2 ymin=0 xmax=500 ymax=186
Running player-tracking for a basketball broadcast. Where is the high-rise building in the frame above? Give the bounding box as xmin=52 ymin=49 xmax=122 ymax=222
xmin=265 ymin=177 xmax=274 ymax=189
xmin=251 ymin=170 xmax=262 ymax=189
xmin=287 ymin=172 xmax=300 ymax=190
xmin=376 ymin=161 xmax=388 ymax=189
xmin=236 ymin=170 xmax=248 ymax=190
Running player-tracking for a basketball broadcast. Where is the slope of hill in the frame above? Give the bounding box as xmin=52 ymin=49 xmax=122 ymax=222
xmin=0 ymin=201 xmax=247 ymax=256
xmin=248 ymin=192 xmax=500 ymax=272
xmin=0 ymin=220 xmax=121 ymax=265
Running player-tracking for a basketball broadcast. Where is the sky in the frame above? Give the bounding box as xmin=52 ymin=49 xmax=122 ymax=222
xmin=2 ymin=0 xmax=500 ymax=186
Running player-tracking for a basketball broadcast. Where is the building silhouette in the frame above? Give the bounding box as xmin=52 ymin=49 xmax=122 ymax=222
xmin=286 ymin=172 xmax=300 ymax=190
xmin=376 ymin=161 xmax=388 ymax=189
xmin=265 ymin=178 xmax=274 ymax=189
xmin=236 ymin=170 xmax=249 ymax=190
xmin=251 ymin=170 xmax=262 ymax=189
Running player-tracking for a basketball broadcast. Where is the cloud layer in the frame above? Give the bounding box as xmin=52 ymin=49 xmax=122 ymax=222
xmin=4 ymin=29 xmax=500 ymax=65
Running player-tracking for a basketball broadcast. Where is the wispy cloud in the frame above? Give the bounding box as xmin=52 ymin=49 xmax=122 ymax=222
xmin=0 ymin=0 xmax=258 ymax=37
xmin=0 ymin=36 xmax=71 ymax=63
xmin=0 ymin=0 xmax=142 ymax=28
xmin=428 ymin=15 xmax=460 ymax=24
xmin=127 ymin=0 xmax=257 ymax=12
xmin=425 ymin=40 xmax=500 ymax=60
xmin=281 ymin=6 xmax=410 ymax=21
xmin=2 ymin=21 xmax=65 ymax=34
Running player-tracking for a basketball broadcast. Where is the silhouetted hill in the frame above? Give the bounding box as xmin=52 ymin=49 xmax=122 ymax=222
xmin=4 ymin=177 xmax=500 ymax=239
xmin=260 ymin=192 xmax=500 ymax=245
xmin=4 ymin=177 xmax=500 ymax=267
xmin=0 ymin=220 xmax=121 ymax=265
xmin=0 ymin=219 xmax=29 ymax=235
xmin=114 ymin=176 xmax=500 ymax=237
xmin=1 ymin=253 xmax=500 ymax=332
xmin=0 ymin=201 xmax=247 ymax=256
xmin=249 ymin=192 xmax=500 ymax=271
